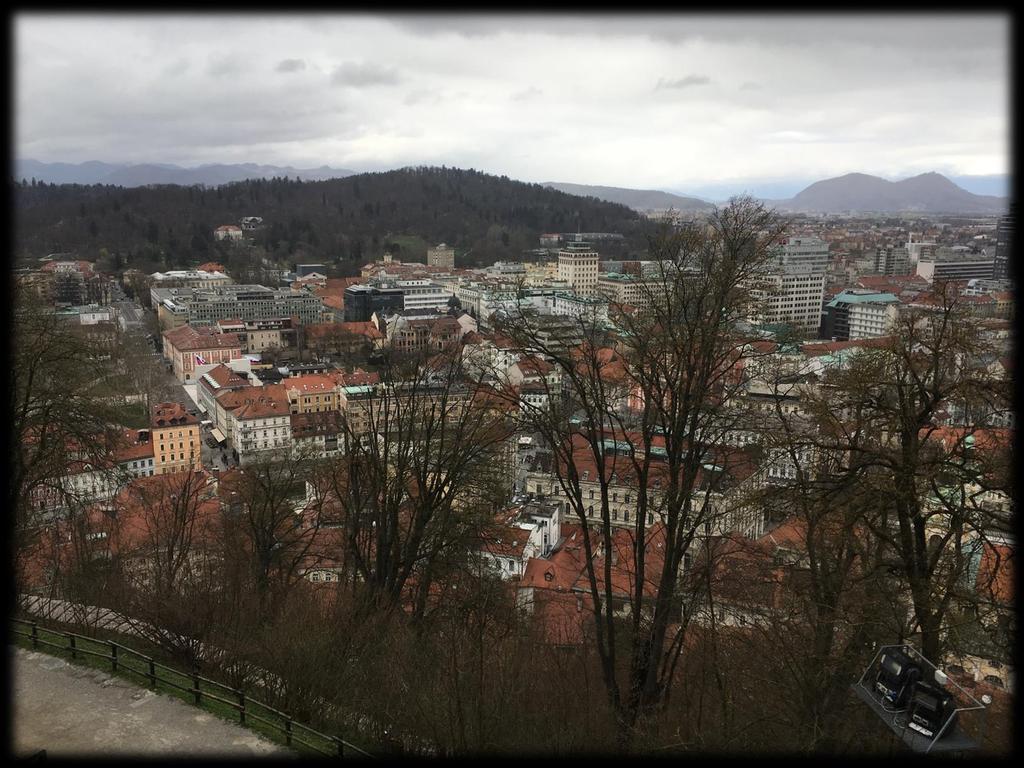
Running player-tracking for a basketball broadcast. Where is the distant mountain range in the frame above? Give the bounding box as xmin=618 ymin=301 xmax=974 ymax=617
xmin=17 ymin=160 xmax=1009 ymax=214
xmin=15 ymin=159 xmax=357 ymax=187
xmin=776 ymin=172 xmax=1007 ymax=214
xmin=547 ymin=172 xmax=1008 ymax=215
xmin=541 ymin=182 xmax=714 ymax=212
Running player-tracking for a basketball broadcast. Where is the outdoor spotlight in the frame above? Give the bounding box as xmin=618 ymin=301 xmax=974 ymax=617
xmin=874 ymin=647 xmax=922 ymax=708
xmin=906 ymin=680 xmax=956 ymax=738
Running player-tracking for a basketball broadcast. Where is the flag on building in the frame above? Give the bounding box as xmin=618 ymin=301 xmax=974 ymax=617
xmin=194 ymin=352 xmax=207 ymax=365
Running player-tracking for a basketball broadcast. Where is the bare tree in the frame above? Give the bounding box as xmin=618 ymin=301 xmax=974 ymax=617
xmin=321 ymin=345 xmax=515 ymax=619
xmin=795 ymin=283 xmax=1009 ymax=664
xmin=494 ymin=198 xmax=789 ymax=744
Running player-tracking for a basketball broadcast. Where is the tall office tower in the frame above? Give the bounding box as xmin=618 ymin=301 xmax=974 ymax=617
xmin=993 ymin=207 xmax=1014 ymax=281
xmin=873 ymin=245 xmax=911 ymax=276
xmin=756 ymin=236 xmax=830 ymax=332
xmin=557 ymin=239 xmax=600 ymax=296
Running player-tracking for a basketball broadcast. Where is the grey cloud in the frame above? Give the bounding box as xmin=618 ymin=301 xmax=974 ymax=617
xmin=739 ymin=81 xmax=762 ymax=91
xmin=656 ymin=75 xmax=711 ymax=90
xmin=512 ymin=87 xmax=543 ymax=101
xmin=206 ymin=54 xmax=243 ymax=78
xmin=403 ymin=88 xmax=442 ymax=106
xmin=331 ymin=62 xmax=400 ymax=87
xmin=161 ymin=58 xmax=190 ymax=78
xmin=390 ymin=14 xmax=1002 ymax=50
xmin=276 ymin=58 xmax=306 ymax=73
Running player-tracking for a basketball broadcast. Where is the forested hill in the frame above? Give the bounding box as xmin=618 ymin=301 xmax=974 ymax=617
xmin=13 ymin=166 xmax=650 ymax=272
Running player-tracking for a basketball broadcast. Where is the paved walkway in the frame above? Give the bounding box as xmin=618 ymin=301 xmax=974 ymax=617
xmin=11 ymin=647 xmax=294 ymax=758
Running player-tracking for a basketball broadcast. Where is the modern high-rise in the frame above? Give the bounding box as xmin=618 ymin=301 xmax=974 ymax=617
xmin=873 ymin=246 xmax=911 ymax=276
xmin=557 ymin=240 xmax=599 ymax=296
xmin=994 ymin=208 xmax=1014 ymax=281
xmin=754 ymin=237 xmax=830 ymax=332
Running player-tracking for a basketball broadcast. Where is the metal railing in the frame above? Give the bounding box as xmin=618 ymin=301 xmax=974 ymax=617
xmin=11 ymin=617 xmax=372 ymax=759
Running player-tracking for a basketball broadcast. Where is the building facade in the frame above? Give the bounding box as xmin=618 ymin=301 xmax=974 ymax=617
xmin=162 ymin=326 xmax=244 ymax=382
xmin=557 ymin=241 xmax=600 ymax=296
xmin=153 ymin=285 xmax=323 ymax=329
xmin=427 ymin=243 xmax=456 ymax=270
xmin=150 ymin=402 xmax=201 ymax=475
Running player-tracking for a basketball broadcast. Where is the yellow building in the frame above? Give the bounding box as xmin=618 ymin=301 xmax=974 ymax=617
xmin=151 ymin=402 xmax=202 ymax=475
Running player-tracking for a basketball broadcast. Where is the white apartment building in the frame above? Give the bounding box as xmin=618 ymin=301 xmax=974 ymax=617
xmin=394 ymin=279 xmax=453 ymax=312
xmin=552 ymin=292 xmax=609 ymax=323
xmin=849 ymin=301 xmax=899 ymax=340
xmin=754 ymin=237 xmax=829 ymax=332
xmin=597 ymin=272 xmax=655 ymax=308
xmin=557 ymin=241 xmax=599 ymax=296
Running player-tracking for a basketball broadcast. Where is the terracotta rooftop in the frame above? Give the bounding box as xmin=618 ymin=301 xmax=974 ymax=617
xmin=163 ymin=325 xmax=243 ymax=351
xmin=151 ymin=402 xmax=199 ymax=428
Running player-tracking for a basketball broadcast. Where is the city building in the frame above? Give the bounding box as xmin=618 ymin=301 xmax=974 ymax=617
xmin=343 ymin=284 xmax=406 ymax=322
xmin=821 ymin=289 xmax=900 ymax=341
xmin=993 ymin=208 xmax=1014 ymax=281
xmin=283 ymin=373 xmax=343 ymax=415
xmin=751 ymin=237 xmax=830 ymax=332
xmin=150 ymin=402 xmax=201 ymax=476
xmin=149 ymin=269 xmax=233 ymax=292
xmin=427 ymin=243 xmax=456 ymax=270
xmin=393 ymin=279 xmax=453 ymax=312
xmin=916 ymin=248 xmax=996 ymax=283
xmin=557 ymin=240 xmax=600 ymax=296
xmin=162 ymin=325 xmax=244 ymax=382
xmin=906 ymin=234 xmax=937 ymax=265
xmin=597 ymin=272 xmax=656 ymax=308
xmin=152 ymin=284 xmax=323 ymax=329
xmin=214 ymin=317 xmax=298 ymax=354
xmin=197 ymin=363 xmax=253 ymax=429
xmin=218 ymin=383 xmax=291 ymax=465
xmin=214 ymin=225 xmax=244 ymax=241
xmin=872 ymin=245 xmax=911 ymax=276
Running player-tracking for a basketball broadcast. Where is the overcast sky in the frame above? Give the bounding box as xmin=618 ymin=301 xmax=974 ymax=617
xmin=15 ymin=13 xmax=1010 ymax=194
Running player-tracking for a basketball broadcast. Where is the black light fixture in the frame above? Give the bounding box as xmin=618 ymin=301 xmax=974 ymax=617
xmin=906 ymin=679 xmax=957 ymax=738
xmin=874 ymin=646 xmax=922 ymax=708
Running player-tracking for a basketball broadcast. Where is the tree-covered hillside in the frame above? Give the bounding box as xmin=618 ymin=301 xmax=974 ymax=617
xmin=14 ymin=166 xmax=652 ymax=273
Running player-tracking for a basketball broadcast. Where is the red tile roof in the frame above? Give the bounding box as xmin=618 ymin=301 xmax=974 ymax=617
xmin=228 ymin=383 xmax=290 ymax=420
xmin=151 ymin=402 xmax=199 ymax=428
xmin=163 ymin=325 xmax=243 ymax=352
xmin=799 ymin=336 xmax=894 ymax=356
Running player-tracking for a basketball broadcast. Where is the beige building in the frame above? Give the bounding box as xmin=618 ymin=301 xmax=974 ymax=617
xmin=557 ymin=241 xmax=600 ymax=296
xmin=151 ymin=402 xmax=201 ymax=475
xmin=283 ymin=373 xmax=343 ymax=415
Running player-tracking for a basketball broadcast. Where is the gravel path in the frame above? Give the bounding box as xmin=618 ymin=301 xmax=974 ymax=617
xmin=11 ymin=647 xmax=294 ymax=758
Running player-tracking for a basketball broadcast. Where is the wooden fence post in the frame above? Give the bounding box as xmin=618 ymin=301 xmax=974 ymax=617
xmin=192 ymin=671 xmax=201 ymax=705
xmin=285 ymin=719 xmax=292 ymax=748
xmin=238 ymin=691 xmax=246 ymax=726
xmin=148 ymin=659 xmax=156 ymax=688
xmin=111 ymin=643 xmax=118 ymax=673
xmin=30 ymin=622 xmax=38 ymax=649
xmin=68 ymin=634 xmax=76 ymax=660
xmin=336 ymin=737 xmax=344 ymax=757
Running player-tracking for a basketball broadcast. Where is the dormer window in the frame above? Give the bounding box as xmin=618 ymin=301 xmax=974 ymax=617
xmin=582 ymin=471 xmax=589 ymax=481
